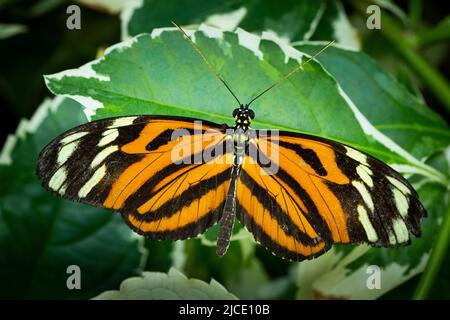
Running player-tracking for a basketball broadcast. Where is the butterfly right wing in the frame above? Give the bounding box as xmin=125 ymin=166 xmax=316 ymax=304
xmin=236 ymin=129 xmax=426 ymax=261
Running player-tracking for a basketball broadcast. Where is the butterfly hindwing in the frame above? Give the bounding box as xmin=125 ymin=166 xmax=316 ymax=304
xmin=37 ymin=115 xmax=233 ymax=239
xmin=236 ymin=130 xmax=426 ymax=260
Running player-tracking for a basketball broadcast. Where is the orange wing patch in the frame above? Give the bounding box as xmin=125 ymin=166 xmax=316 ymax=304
xmin=249 ymin=136 xmax=351 ymax=245
xmin=103 ymin=118 xmax=233 ymax=239
xmin=236 ymin=166 xmax=328 ymax=260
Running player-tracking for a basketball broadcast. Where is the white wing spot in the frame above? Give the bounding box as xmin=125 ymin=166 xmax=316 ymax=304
xmin=388 ymin=230 xmax=397 ymax=245
xmin=108 ymin=117 xmax=137 ymax=128
xmin=387 ymin=176 xmax=411 ymax=195
xmin=356 ymin=164 xmax=373 ymax=188
xmin=357 ymin=205 xmax=378 ymax=242
xmin=392 ymin=188 xmax=409 ymax=218
xmin=59 ymin=184 xmax=67 ymax=195
xmin=48 ymin=167 xmax=67 ymax=192
xmin=91 ymin=145 xmax=119 ymax=168
xmin=98 ymin=128 xmax=119 ymax=147
xmin=392 ymin=218 xmax=409 ymax=243
xmin=345 ymin=146 xmax=368 ymax=165
xmin=57 ymin=141 xmax=79 ymax=166
xmin=60 ymin=131 xmax=89 ymax=145
xmin=78 ymin=164 xmax=107 ymax=198
xmin=352 ymin=181 xmax=374 ymax=212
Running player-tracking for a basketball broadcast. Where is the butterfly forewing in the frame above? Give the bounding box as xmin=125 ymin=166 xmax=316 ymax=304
xmin=37 ymin=115 xmax=233 ymax=239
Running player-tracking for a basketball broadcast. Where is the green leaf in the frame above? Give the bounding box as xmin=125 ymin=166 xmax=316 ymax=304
xmin=45 ymin=25 xmax=444 ymax=182
xmin=295 ymin=43 xmax=450 ymax=161
xmin=93 ymin=268 xmax=237 ymax=299
xmin=122 ymin=0 xmax=325 ymax=42
xmin=0 ymin=97 xmax=145 ymax=299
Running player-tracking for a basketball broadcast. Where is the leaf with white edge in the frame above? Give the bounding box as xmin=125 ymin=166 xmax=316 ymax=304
xmin=0 ymin=97 xmax=145 ymax=299
xmin=295 ymin=43 xmax=450 ymax=162
xmin=312 ymin=251 xmax=428 ymax=300
xmin=93 ymin=268 xmax=237 ymax=299
xmin=45 ymin=25 xmax=444 ymax=183
xmin=122 ymin=0 xmax=326 ymax=42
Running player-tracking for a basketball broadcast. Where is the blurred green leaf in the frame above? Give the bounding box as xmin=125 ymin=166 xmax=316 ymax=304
xmin=0 ymin=3 xmax=120 ymax=118
xmin=0 ymin=23 xmax=27 ymax=40
xmin=93 ymin=268 xmax=237 ymax=299
xmin=0 ymin=97 xmax=144 ymax=299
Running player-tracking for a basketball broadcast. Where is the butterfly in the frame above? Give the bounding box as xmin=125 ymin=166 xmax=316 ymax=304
xmin=36 ymin=22 xmax=426 ymax=261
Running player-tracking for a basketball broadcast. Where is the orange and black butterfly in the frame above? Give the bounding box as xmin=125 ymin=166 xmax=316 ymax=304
xmin=36 ymin=22 xmax=426 ymax=261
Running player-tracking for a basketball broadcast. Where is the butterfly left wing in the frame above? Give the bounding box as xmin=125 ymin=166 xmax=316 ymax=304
xmin=236 ymin=130 xmax=426 ymax=261
xmin=37 ymin=115 xmax=233 ymax=239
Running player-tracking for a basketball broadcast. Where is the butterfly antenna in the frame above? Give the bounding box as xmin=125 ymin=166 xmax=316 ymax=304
xmin=247 ymin=40 xmax=336 ymax=107
xmin=171 ymin=21 xmax=242 ymax=106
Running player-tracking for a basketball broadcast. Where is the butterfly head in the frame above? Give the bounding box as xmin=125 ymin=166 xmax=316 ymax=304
xmin=232 ymin=104 xmax=254 ymax=131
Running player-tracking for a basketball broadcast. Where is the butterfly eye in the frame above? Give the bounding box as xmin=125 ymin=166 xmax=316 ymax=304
xmin=232 ymin=108 xmax=239 ymax=117
xmin=248 ymin=109 xmax=255 ymax=119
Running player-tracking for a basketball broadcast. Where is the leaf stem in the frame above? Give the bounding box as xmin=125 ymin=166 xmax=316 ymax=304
xmin=380 ymin=14 xmax=450 ymax=115
xmin=413 ymin=196 xmax=450 ymax=299
xmin=408 ymin=0 xmax=422 ymax=30
xmin=414 ymin=17 xmax=450 ymax=47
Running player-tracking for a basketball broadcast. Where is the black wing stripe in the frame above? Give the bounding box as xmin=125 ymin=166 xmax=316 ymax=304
xmin=239 ymin=169 xmax=322 ymax=246
xmin=236 ymin=203 xmax=331 ymax=261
